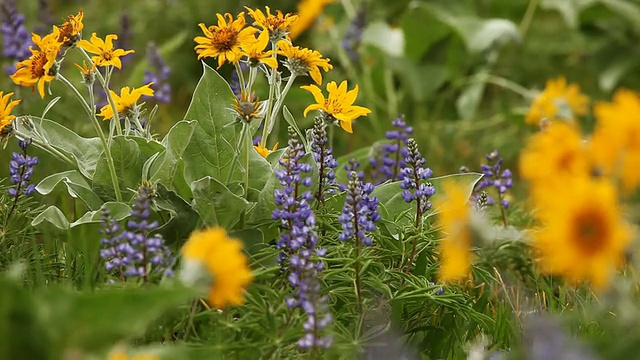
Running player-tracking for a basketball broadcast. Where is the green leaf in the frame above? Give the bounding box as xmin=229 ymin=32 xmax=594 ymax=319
xmin=150 ymin=120 xmax=198 ymax=198
xmin=456 ymin=67 xmax=491 ymax=120
xmin=190 ymin=176 xmax=249 ymax=229
xmin=401 ymin=3 xmax=451 ymax=62
xmin=39 ymin=284 xmax=193 ymax=356
xmin=92 ymin=136 xmax=142 ymax=201
xmin=154 ymin=184 xmax=199 ymax=244
xmin=31 ymin=202 xmax=131 ymax=230
xmin=13 ymin=117 xmax=103 ymax=179
xmin=362 ymin=21 xmax=405 ymax=57
xmin=182 ymin=62 xmax=241 ymax=185
xmin=540 ymin=0 xmax=596 ymax=28
xmin=282 ymin=106 xmax=307 ymax=149
xmin=36 ymin=170 xmax=103 ymax=210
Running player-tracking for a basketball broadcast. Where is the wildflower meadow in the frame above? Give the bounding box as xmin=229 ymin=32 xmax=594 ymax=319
xmin=2 ymin=0 xmax=640 ymax=359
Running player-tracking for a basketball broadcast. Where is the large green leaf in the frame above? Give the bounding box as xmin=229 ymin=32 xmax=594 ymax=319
xmin=36 ymin=170 xmax=103 ymax=210
xmin=190 ymin=176 xmax=249 ymax=229
xmin=31 ymin=202 xmax=131 ymax=230
xmin=92 ymin=136 xmax=142 ymax=201
xmin=182 ymin=62 xmax=241 ymax=185
xmin=13 ymin=117 xmax=103 ymax=179
xmin=150 ymin=120 xmax=198 ymax=198
xmin=154 ymin=184 xmax=199 ymax=244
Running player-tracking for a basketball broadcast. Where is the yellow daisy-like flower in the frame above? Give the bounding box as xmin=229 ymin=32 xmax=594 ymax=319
xmin=519 ymin=122 xmax=591 ymax=197
xmin=591 ymin=89 xmax=640 ymax=194
xmin=435 ymin=181 xmax=472 ymax=282
xmin=11 ymin=27 xmax=62 ymax=98
xmin=254 ymin=141 xmax=278 ymax=158
xmin=301 ymin=80 xmax=371 ymax=133
xmin=97 ymin=83 xmax=154 ymax=120
xmin=0 ymin=92 xmax=21 ymax=134
xmin=246 ymin=6 xmax=299 ymax=41
xmin=241 ymin=30 xmax=278 ymax=69
xmin=532 ymin=176 xmax=630 ymax=290
xmin=181 ymin=227 xmax=253 ymax=308
xmin=278 ymin=40 xmax=332 ymax=85
xmin=78 ymin=33 xmax=134 ymax=69
xmin=57 ymin=10 xmax=84 ymax=46
xmin=290 ymin=0 xmax=334 ymax=39
xmin=525 ymin=77 xmax=589 ymax=125
xmin=194 ymin=12 xmax=258 ymax=69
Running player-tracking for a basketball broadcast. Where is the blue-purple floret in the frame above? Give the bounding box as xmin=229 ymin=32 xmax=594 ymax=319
xmin=1 ymin=0 xmax=32 ymax=75
xmin=272 ymin=129 xmax=332 ymax=350
xmin=339 ymin=171 xmax=380 ymax=246
xmin=399 ymin=138 xmax=435 ymax=213
xmin=8 ymin=139 xmax=38 ymax=197
xmin=370 ymin=115 xmax=413 ymax=183
xmin=100 ymin=184 xmax=174 ymax=280
xmin=475 ymin=150 xmax=513 ymax=209
xmin=341 ymin=7 xmax=366 ymax=61
xmin=142 ymin=43 xmax=171 ymax=103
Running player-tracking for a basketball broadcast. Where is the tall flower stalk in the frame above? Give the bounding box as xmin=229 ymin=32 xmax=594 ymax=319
xmin=400 ymin=138 xmax=435 ymax=273
xmin=311 ymin=117 xmax=338 ymax=207
xmin=6 ymin=139 xmax=38 ymax=223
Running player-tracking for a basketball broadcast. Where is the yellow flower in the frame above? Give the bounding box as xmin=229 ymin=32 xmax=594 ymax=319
xmin=591 ymin=89 xmax=640 ymax=194
xmin=75 ymin=61 xmax=96 ymax=84
xmin=0 ymin=92 xmax=21 ymax=134
xmin=78 ymin=33 xmax=134 ymax=69
xmin=232 ymin=91 xmax=266 ymax=123
xmin=278 ymin=41 xmax=332 ymax=85
xmin=107 ymin=351 xmax=159 ymax=360
xmin=181 ymin=227 xmax=253 ymax=308
xmin=97 ymin=84 xmax=154 ymax=120
xmin=531 ymin=177 xmax=630 ymax=290
xmin=10 ymin=27 xmax=62 ymax=98
xmin=525 ymin=77 xmax=589 ymax=125
xmin=290 ymin=0 xmax=334 ymax=39
xmin=246 ymin=6 xmax=299 ymax=41
xmin=194 ymin=12 xmax=258 ymax=69
xmin=519 ymin=122 xmax=591 ymax=197
xmin=57 ymin=10 xmax=84 ymax=46
xmin=301 ymin=80 xmax=371 ymax=133
xmin=435 ymin=181 xmax=472 ymax=282
xmin=241 ymin=30 xmax=278 ymax=69
xmin=254 ymin=141 xmax=278 ymax=158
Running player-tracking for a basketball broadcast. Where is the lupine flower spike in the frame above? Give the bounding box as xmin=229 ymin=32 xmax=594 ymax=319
xmin=311 ymin=117 xmax=338 ymax=206
xmin=474 ymin=150 xmax=512 ymax=226
xmin=8 ymin=138 xmax=38 ymax=198
xmin=143 ymin=43 xmax=171 ymax=103
xmin=370 ymin=115 xmax=413 ymax=183
xmin=1 ymin=0 xmax=32 ymax=75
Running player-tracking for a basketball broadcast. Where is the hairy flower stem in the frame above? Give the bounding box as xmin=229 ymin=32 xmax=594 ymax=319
xmin=234 ymin=62 xmax=247 ymax=94
xmin=354 ymin=220 xmax=363 ymax=314
xmin=78 ymin=48 xmax=123 ymax=136
xmin=261 ymin=42 xmax=279 ymax=147
xmin=58 ymin=75 xmax=122 ymax=202
xmin=226 ymin=122 xmax=250 ymax=199
xmin=405 ymin=174 xmax=423 ymax=274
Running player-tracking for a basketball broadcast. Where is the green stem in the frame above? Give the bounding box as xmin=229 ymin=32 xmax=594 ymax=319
xmin=58 ymin=75 xmax=123 ymax=202
xmin=519 ymin=0 xmax=541 ymax=38
xmin=267 ymin=73 xmax=296 ymax=134
xmin=261 ymin=42 xmax=279 ymax=147
xmin=467 ymin=74 xmax=535 ymax=99
xmin=78 ymin=48 xmax=123 ymax=136
xmin=225 ymin=122 xmax=250 ymax=197
xmin=234 ymin=62 xmax=247 ymax=94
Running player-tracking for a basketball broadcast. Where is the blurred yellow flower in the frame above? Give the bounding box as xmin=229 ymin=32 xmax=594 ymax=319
xmin=78 ymin=33 xmax=134 ymax=69
xmin=57 ymin=10 xmax=84 ymax=46
xmin=591 ymin=89 xmax=640 ymax=194
xmin=254 ymin=141 xmax=278 ymax=158
xmin=97 ymin=83 xmax=154 ymax=120
xmin=246 ymin=6 xmax=298 ymax=41
xmin=11 ymin=27 xmax=62 ymax=98
xmin=435 ymin=181 xmax=472 ymax=282
xmin=301 ymin=80 xmax=371 ymax=133
xmin=181 ymin=227 xmax=253 ymax=308
xmin=0 ymin=92 xmax=21 ymax=134
xmin=278 ymin=41 xmax=332 ymax=85
xmin=525 ymin=77 xmax=589 ymax=126
xmin=241 ymin=30 xmax=278 ymax=69
xmin=108 ymin=351 xmax=159 ymax=360
xmin=519 ymin=122 xmax=591 ymax=198
xmin=532 ymin=176 xmax=630 ymax=290
xmin=194 ymin=12 xmax=258 ymax=69
xmin=290 ymin=0 xmax=334 ymax=39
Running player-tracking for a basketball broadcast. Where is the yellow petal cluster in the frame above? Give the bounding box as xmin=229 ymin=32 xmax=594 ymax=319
xmin=78 ymin=33 xmax=134 ymax=69
xmin=525 ymin=77 xmax=589 ymax=125
xmin=194 ymin=12 xmax=258 ymax=69
xmin=435 ymin=181 xmax=472 ymax=283
xmin=278 ymin=41 xmax=332 ymax=85
xmin=0 ymin=92 xmax=21 ymax=134
xmin=98 ymin=84 xmax=154 ymax=120
xmin=11 ymin=26 xmax=62 ymax=98
xmin=301 ymin=80 xmax=371 ymax=133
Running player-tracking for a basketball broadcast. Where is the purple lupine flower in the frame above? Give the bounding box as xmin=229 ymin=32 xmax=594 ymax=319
xmin=474 ymin=150 xmax=513 ymax=210
xmin=8 ymin=139 xmax=38 ymax=198
xmin=370 ymin=115 xmax=413 ymax=184
xmin=142 ymin=43 xmax=171 ymax=103
xmin=399 ymin=138 xmax=435 ymax=215
xmin=272 ymin=127 xmax=332 ymax=350
xmin=99 ymin=183 xmax=174 ymax=281
xmin=312 ymin=117 xmax=338 ymax=206
xmin=116 ymin=13 xmax=134 ymax=66
xmin=1 ymin=0 xmax=32 ymax=75
xmin=338 ymin=171 xmax=380 ymax=246
xmin=341 ymin=6 xmax=366 ymax=61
